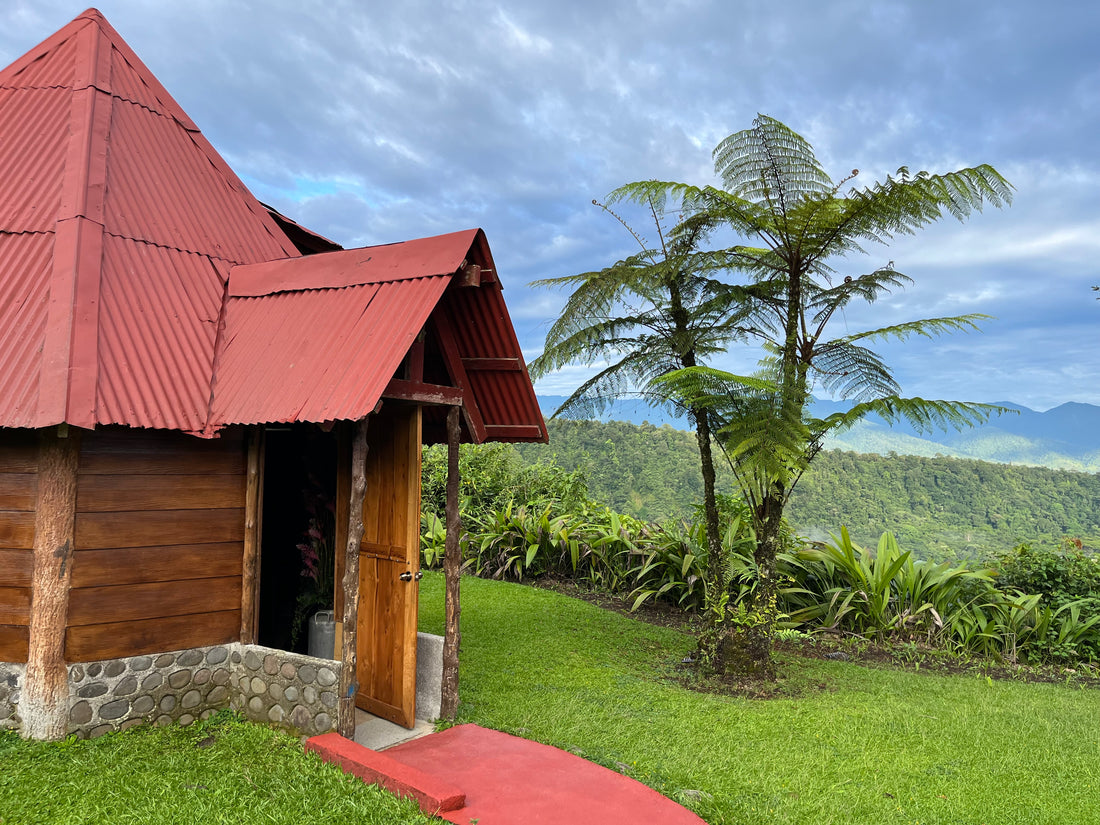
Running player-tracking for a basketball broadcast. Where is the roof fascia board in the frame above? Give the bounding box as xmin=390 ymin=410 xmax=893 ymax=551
xmin=430 ymin=306 xmax=487 ymax=442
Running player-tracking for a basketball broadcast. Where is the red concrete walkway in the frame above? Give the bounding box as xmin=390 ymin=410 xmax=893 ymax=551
xmin=308 ymin=724 xmax=706 ymax=824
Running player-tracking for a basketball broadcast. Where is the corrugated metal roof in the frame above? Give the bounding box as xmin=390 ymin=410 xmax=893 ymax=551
xmin=0 ymin=10 xmax=545 ymax=443
xmin=0 ymin=234 xmax=52 ymax=427
xmin=94 ymin=239 xmax=228 ymax=431
xmin=229 ymin=228 xmax=482 ymax=296
xmin=211 ymin=276 xmax=449 ymax=426
xmin=0 ymin=8 xmax=300 ymax=431
xmin=437 ymin=258 xmax=547 ymax=444
xmin=0 ymin=88 xmax=68 ymax=232
xmin=209 ymin=229 xmax=545 ymax=442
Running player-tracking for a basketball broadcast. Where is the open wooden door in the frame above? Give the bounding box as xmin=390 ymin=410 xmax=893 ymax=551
xmin=355 ymin=404 xmax=422 ymax=728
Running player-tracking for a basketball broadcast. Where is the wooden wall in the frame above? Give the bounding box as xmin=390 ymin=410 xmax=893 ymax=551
xmin=64 ymin=428 xmax=247 ymax=662
xmin=0 ymin=431 xmax=39 ymax=662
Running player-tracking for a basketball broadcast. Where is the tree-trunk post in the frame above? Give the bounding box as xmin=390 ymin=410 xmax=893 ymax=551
xmin=23 ymin=426 xmax=80 ymax=740
xmin=337 ymin=418 xmax=369 ymax=738
xmin=440 ymin=406 xmax=462 ymax=720
xmin=240 ymin=427 xmax=264 ymax=644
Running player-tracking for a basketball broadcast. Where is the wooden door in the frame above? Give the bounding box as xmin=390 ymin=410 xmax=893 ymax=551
xmin=355 ymin=405 xmax=422 ymax=728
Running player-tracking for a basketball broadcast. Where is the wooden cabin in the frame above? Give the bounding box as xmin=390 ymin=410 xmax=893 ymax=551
xmin=0 ymin=9 xmax=545 ymax=740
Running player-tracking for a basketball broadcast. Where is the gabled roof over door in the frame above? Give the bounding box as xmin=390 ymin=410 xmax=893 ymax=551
xmin=210 ymin=228 xmax=547 ymax=443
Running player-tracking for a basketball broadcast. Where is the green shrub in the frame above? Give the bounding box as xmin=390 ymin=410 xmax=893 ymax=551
xmin=421 ymin=443 xmax=588 ymax=524
xmin=991 ymin=539 xmax=1100 ymax=604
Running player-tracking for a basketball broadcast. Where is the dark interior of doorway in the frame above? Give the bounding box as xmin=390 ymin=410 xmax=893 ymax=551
xmin=257 ymin=424 xmax=338 ymax=653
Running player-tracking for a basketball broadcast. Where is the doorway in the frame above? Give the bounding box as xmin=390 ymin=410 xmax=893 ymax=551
xmin=256 ymin=424 xmax=338 ymax=653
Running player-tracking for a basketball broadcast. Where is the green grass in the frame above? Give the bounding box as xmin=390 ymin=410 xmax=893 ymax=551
xmin=417 ymin=572 xmax=1100 ymax=825
xmin=4 ymin=576 xmax=1099 ymax=824
xmin=0 ymin=711 xmax=431 ymax=825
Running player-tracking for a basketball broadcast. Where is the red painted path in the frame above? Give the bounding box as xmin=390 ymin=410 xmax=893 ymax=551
xmin=309 ymin=724 xmax=707 ymax=825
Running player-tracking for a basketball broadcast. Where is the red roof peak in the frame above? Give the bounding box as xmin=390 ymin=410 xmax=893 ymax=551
xmin=0 ymin=12 xmax=544 ymax=441
xmin=0 ymin=9 xmax=299 ymax=430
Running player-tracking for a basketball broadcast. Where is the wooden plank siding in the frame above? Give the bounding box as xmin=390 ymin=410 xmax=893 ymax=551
xmin=64 ymin=428 xmax=247 ymax=662
xmin=0 ymin=431 xmax=38 ymax=662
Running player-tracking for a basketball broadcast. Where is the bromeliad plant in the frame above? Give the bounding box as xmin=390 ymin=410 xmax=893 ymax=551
xmin=426 ymin=490 xmax=1100 ymax=666
xmin=291 ymin=475 xmax=336 ymax=647
xmin=786 ymin=529 xmax=994 ymax=644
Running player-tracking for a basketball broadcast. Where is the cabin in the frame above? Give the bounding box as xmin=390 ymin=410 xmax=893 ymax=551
xmin=0 ymin=9 xmax=545 ymax=740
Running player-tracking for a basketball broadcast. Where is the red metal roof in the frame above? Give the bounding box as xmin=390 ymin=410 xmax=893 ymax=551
xmin=210 ymin=229 xmax=547 ymax=443
xmin=0 ymin=10 xmax=545 ymax=443
xmin=0 ymin=9 xmax=299 ymax=431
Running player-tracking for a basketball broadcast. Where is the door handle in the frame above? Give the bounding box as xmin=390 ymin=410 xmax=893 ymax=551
xmin=399 ymin=570 xmax=424 ymax=582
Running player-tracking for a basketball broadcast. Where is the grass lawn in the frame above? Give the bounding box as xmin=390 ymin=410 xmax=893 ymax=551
xmin=417 ymin=571 xmax=1100 ymax=825
xmin=0 ymin=711 xmax=431 ymax=825
xmin=3 ymin=573 xmax=1098 ymax=824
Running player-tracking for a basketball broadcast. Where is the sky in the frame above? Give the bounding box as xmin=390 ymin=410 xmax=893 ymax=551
xmin=2 ymin=1 xmax=1098 ymax=412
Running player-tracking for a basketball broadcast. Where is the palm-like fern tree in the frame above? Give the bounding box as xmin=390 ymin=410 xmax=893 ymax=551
xmin=529 ymin=197 xmax=753 ymax=579
xmin=628 ymin=115 xmax=1013 ymax=677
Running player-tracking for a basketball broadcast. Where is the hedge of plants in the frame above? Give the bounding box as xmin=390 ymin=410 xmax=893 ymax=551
xmin=420 ymin=445 xmax=1100 ymax=665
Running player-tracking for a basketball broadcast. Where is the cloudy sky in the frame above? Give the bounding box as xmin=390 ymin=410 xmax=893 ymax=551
xmin=3 ymin=2 xmax=1098 ymax=411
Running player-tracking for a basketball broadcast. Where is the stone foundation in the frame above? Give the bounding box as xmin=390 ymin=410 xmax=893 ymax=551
xmin=229 ymin=645 xmax=340 ymax=735
xmin=0 ymin=662 xmax=24 ymax=731
xmin=0 ymin=644 xmax=341 ymax=739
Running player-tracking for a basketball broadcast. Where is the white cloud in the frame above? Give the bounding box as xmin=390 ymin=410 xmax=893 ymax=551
xmin=2 ymin=0 xmax=1098 ymax=410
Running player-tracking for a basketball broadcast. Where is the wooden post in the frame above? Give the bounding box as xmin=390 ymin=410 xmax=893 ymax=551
xmin=23 ymin=426 xmax=80 ymax=740
xmin=440 ymin=407 xmax=461 ymax=720
xmin=240 ymin=427 xmax=264 ymax=644
xmin=337 ymin=417 xmax=370 ymax=738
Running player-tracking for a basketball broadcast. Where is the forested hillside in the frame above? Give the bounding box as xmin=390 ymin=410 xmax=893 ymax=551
xmin=513 ymin=419 xmax=1100 ymax=559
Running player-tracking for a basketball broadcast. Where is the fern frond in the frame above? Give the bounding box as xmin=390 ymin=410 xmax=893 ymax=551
xmin=830 ymin=314 xmax=991 ymax=347
xmin=810 ymin=342 xmax=899 ymax=400
xmin=713 ymin=114 xmax=834 ymax=204
xmin=813 ymin=397 xmax=1013 ymax=437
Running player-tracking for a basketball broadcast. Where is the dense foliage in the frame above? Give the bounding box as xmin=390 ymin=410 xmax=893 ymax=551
xmin=421 ymin=438 xmax=1100 ymax=665
xmin=510 ymin=418 xmax=1100 ymax=558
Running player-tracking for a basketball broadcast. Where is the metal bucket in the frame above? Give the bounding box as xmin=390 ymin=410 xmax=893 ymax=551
xmin=307 ymin=609 xmax=336 ymax=659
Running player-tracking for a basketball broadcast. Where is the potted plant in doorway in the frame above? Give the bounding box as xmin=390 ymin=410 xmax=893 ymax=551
xmin=293 ymin=474 xmax=337 ymax=656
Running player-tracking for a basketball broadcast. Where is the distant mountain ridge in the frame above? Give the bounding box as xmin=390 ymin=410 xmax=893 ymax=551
xmin=537 ymin=396 xmax=1100 ymax=472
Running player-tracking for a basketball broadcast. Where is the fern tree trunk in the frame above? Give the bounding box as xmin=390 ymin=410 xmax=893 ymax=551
xmin=704 ymin=489 xmax=780 ymax=681
xmin=691 ymin=406 xmax=724 ymax=590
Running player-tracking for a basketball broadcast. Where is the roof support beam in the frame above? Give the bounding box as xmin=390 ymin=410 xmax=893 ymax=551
xmin=239 ymin=428 xmax=264 ymax=644
xmin=23 ymin=427 xmax=80 ymax=740
xmin=461 ymin=357 xmax=523 ymax=372
xmin=440 ymin=406 xmax=462 ymax=720
xmin=383 ymin=379 xmax=463 ymax=407
xmin=431 ymin=311 xmax=487 ymax=441
xmin=338 ymin=417 xmax=369 ymax=739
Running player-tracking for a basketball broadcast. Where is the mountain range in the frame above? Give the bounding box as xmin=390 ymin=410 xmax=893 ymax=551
xmin=537 ymin=396 xmax=1100 ymax=473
